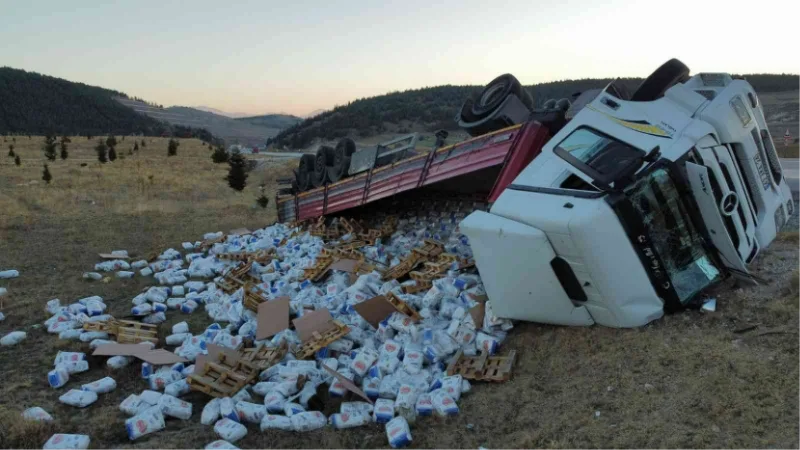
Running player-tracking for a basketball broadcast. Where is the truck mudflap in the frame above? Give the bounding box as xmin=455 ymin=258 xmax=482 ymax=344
xmin=459 ymin=210 xmax=595 ymax=326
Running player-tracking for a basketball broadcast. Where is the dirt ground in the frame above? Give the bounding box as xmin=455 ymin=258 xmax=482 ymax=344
xmin=0 ymin=137 xmax=798 ymax=449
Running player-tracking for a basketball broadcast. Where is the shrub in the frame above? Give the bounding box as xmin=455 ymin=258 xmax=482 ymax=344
xmin=95 ymin=140 xmax=108 ymax=163
xmin=167 ymin=138 xmax=179 ymax=156
xmin=226 ymin=150 xmax=248 ymax=191
xmin=42 ymin=164 xmax=52 ymax=184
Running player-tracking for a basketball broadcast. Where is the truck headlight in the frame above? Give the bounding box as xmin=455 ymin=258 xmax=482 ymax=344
xmin=730 ymin=97 xmax=752 ymax=127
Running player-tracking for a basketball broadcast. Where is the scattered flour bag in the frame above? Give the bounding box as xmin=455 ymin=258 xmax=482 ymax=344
xmin=260 ymin=414 xmax=294 ymax=431
xmin=22 ymin=407 xmax=53 ymax=422
xmin=43 ymin=434 xmax=90 ymax=449
xmin=441 ymin=374 xmax=464 ymax=401
xmin=166 ymin=332 xmax=191 ymax=346
xmin=205 ymin=440 xmax=240 ymax=450
xmin=158 ymin=394 xmax=193 ymax=420
xmin=330 ymin=411 xmax=371 ymax=429
xmin=283 ymin=402 xmax=305 ymax=417
xmin=214 ymin=418 xmax=248 ymax=443
xmin=263 ymin=391 xmax=287 ymax=413
xmin=341 ymin=401 xmax=374 ymax=415
xmin=385 ymin=416 xmax=413 ymax=448
xmin=59 ymin=389 xmax=98 ymax=408
xmin=395 ymin=384 xmax=419 ymax=411
xmin=234 ymin=401 xmax=266 ymax=424
xmin=120 ymin=394 xmax=144 ymax=416
xmin=432 ymin=390 xmax=459 ymax=416
xmin=54 ymin=352 xmax=86 ymax=366
xmin=350 ymin=348 xmax=379 ymax=378
xmin=290 ymin=411 xmax=327 ymax=432
xmin=48 ymin=368 xmax=69 ymax=388
xmin=57 ymin=360 xmax=89 ymax=374
xmin=402 ymin=346 xmax=424 ymax=374
xmin=58 ymin=329 xmax=83 ymax=341
xmin=219 ymin=397 xmax=239 ymax=422
xmin=373 ymin=398 xmax=395 ymax=423
xmin=231 ymin=388 xmax=252 ymax=403
xmin=108 ymin=356 xmax=133 ymax=369
xmin=415 ymin=393 xmax=433 ymax=416
xmin=139 ymin=389 xmax=163 ymax=406
xmin=165 ymin=379 xmax=191 ymax=397
xmin=125 ymin=406 xmax=166 ymax=440
xmin=252 ymin=382 xmax=278 ymax=396
xmin=172 ymin=321 xmax=190 ymax=334
xmin=0 ymin=331 xmax=26 ymax=346
xmin=201 ymin=398 xmax=222 ymax=425
xmin=81 ymin=376 xmax=116 ymax=394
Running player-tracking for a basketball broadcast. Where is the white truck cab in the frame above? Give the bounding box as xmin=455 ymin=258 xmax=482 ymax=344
xmin=460 ymin=60 xmax=793 ymax=327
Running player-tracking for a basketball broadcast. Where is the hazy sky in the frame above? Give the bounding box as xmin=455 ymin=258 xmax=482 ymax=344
xmin=2 ymin=0 xmax=797 ymax=116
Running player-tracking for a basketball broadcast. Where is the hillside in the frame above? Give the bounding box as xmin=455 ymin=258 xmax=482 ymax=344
xmin=234 ymin=113 xmax=302 ymax=130
xmin=0 ymin=67 xmax=170 ymax=136
xmin=115 ymin=100 xmax=289 ymax=148
xmin=271 ymin=74 xmax=800 ymax=150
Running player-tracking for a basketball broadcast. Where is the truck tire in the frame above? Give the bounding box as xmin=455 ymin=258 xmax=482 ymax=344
xmin=631 ymin=58 xmax=690 ymax=102
xmin=328 ymin=138 xmax=355 ymax=183
xmin=470 ymin=74 xmax=533 ymax=118
xmin=296 ymin=167 xmax=312 ymax=191
xmin=298 ymin=154 xmax=315 ymax=174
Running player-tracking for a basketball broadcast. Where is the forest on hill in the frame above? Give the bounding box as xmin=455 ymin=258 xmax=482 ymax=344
xmin=270 ymin=73 xmax=799 ymax=149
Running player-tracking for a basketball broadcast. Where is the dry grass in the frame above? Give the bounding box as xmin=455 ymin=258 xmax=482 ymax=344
xmin=0 ymin=135 xmax=294 ymax=228
xmin=0 ymin=136 xmax=797 ymax=449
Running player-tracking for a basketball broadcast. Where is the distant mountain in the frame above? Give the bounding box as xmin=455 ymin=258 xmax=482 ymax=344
xmin=0 ymin=67 xmax=169 ymax=136
xmin=117 ymin=101 xmax=285 ymax=147
xmin=234 ymin=114 xmax=302 ymax=130
xmin=192 ymin=106 xmax=251 ymax=118
xmin=272 ymin=73 xmax=800 ymax=150
xmin=303 ymin=109 xmax=326 ymax=118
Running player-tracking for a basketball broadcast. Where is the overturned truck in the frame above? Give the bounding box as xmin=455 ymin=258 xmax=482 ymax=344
xmin=276 ymin=59 xmax=794 ymax=327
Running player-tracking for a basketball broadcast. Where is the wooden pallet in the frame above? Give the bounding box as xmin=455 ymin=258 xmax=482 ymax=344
xmin=242 ymin=286 xmax=268 ymax=312
xmin=239 ymin=341 xmax=288 ymax=370
xmin=359 ymin=229 xmax=382 ymax=245
xmin=83 ymin=320 xmax=118 ymax=333
xmin=199 ymin=236 xmax=225 ymax=251
xmin=294 ymin=321 xmax=350 ymax=359
xmin=339 ymin=217 xmax=364 ymax=235
xmin=215 ymin=276 xmax=244 ymax=294
xmin=402 ymin=279 xmax=432 ymax=294
xmin=303 ymin=253 xmax=334 ymax=282
xmin=332 ymin=240 xmax=367 ymax=252
xmin=385 ymin=292 xmax=422 ymax=322
xmin=115 ymin=320 xmax=158 ymax=345
xmin=445 ymin=349 xmax=516 ymax=382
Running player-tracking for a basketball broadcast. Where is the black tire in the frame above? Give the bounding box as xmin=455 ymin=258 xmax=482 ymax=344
xmin=296 ymin=167 xmax=312 ymax=191
xmin=311 ymin=167 xmax=326 ymax=188
xmin=337 ymin=138 xmax=356 ymax=157
xmin=631 ymin=59 xmax=690 ymax=102
xmin=470 ymin=74 xmax=532 ymax=117
xmin=458 ymin=96 xmax=481 ymax=124
xmin=298 ymin=154 xmax=315 ymax=174
xmin=327 ymin=155 xmax=351 ymax=183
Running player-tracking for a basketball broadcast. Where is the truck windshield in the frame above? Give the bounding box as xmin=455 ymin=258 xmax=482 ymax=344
xmin=626 ymin=167 xmax=723 ymax=303
xmin=555 ymin=127 xmax=643 ymax=182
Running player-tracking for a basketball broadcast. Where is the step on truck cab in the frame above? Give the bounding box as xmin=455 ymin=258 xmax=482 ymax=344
xmin=460 ymin=59 xmax=794 ymax=327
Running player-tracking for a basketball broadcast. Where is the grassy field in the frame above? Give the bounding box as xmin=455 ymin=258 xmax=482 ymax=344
xmin=0 ymin=136 xmax=798 ymax=449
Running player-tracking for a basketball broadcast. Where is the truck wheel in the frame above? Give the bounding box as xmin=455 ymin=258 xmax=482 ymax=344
xmin=327 ymin=156 xmax=351 ymax=183
xmin=631 ymin=58 xmax=690 ymax=102
xmin=298 ymin=154 xmax=315 ymax=174
xmin=311 ymin=167 xmax=326 ymax=188
xmin=296 ymin=167 xmax=312 ymax=191
xmin=337 ymin=138 xmax=356 ymax=157
xmin=470 ymin=74 xmax=533 ymax=118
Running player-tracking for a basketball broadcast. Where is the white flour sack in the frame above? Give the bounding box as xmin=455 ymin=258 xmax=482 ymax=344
xmin=43 ymin=434 xmax=90 ymax=449
xmin=125 ymin=406 xmax=166 ymax=440
xmin=214 ymin=418 xmax=248 ymax=443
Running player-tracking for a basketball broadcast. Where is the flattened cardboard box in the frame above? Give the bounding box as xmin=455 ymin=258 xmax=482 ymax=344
xmin=93 ymin=344 xmax=187 ymax=365
xmin=353 ymin=295 xmax=399 ymax=329
xmin=322 ymin=365 xmax=373 ymax=403
xmin=256 ymin=296 xmax=290 ymax=340
xmin=292 ymin=308 xmax=336 ymax=342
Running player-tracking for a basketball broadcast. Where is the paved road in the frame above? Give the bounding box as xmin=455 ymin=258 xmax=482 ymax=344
xmin=254 ymin=152 xmax=305 ymax=158
xmin=780 ymin=158 xmax=798 ymax=195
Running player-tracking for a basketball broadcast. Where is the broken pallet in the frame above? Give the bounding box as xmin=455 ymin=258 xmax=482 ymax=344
xmin=115 ymin=320 xmax=159 ymax=345
xmin=446 ymin=349 xmax=516 ymax=382
xmin=385 ymin=292 xmax=422 ymax=323
xmin=239 ymin=341 xmax=288 ymax=370
xmin=294 ymin=321 xmax=350 ymax=359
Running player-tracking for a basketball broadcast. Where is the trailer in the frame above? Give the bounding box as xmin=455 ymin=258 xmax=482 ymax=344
xmin=274 ymin=122 xmax=550 ymax=223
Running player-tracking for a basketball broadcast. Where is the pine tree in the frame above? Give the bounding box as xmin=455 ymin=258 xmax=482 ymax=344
xmin=43 ymin=134 xmax=57 ymax=161
xmin=59 ymin=138 xmax=69 ymax=160
xmin=167 ymin=138 xmax=179 ymax=156
xmin=7 ymin=144 xmax=14 ymax=157
xmin=95 ymin=140 xmax=108 ymax=163
xmin=108 ymin=146 xmax=117 ymax=162
xmin=106 ymin=135 xmax=117 ymax=149
xmin=226 ymin=150 xmax=248 ymax=191
xmin=15 ymin=155 xmax=21 ymax=166
xmin=141 ymin=139 xmax=147 ymax=148
xmin=42 ymin=164 xmax=52 ymax=184
xmin=211 ymin=145 xmax=229 ymax=163
xmin=134 ymin=141 xmax=139 ymax=152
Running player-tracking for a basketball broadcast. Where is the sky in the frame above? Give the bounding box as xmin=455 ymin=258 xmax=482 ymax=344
xmin=1 ymin=0 xmax=798 ymax=117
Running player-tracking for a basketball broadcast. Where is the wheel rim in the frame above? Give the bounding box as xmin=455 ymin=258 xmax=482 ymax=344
xmin=480 ymin=82 xmax=507 ymax=107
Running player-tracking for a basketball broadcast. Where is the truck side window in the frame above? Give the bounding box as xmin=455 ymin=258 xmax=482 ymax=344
xmin=554 ymin=127 xmax=643 ymax=186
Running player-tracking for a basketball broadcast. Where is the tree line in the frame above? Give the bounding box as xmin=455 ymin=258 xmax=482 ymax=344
xmin=271 ymin=73 xmax=799 ymax=149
